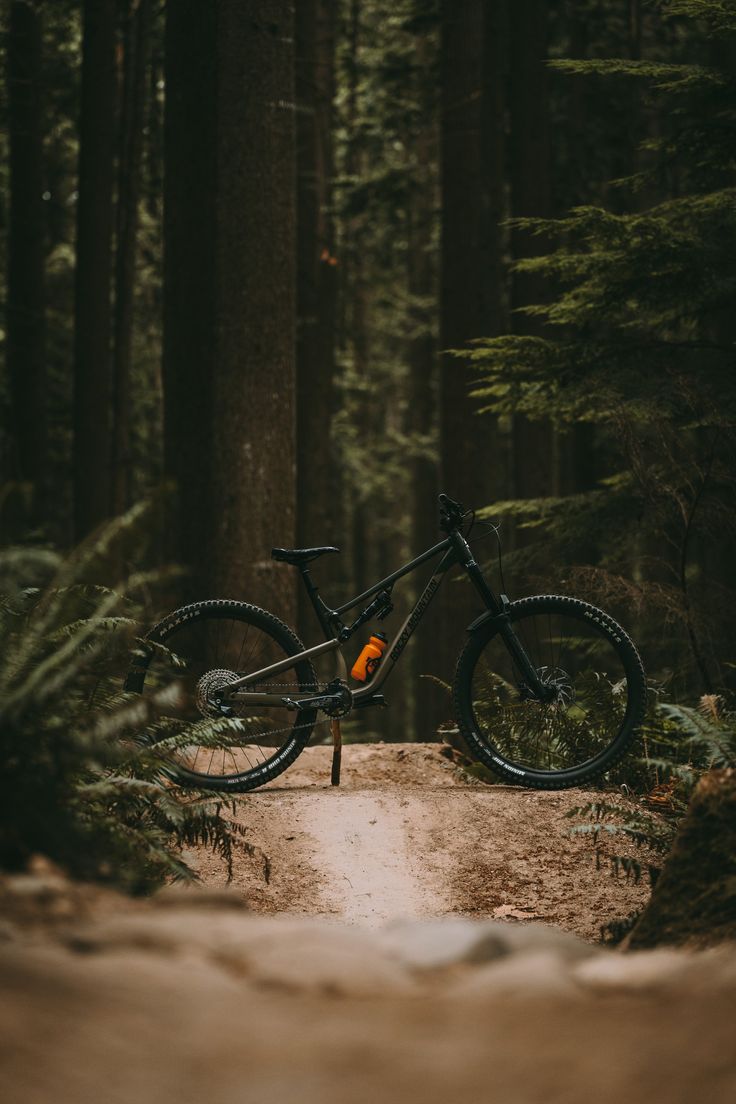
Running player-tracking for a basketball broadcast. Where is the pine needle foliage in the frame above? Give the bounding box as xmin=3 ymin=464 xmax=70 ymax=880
xmin=0 ymin=507 xmax=247 ymax=892
xmin=463 ymin=0 xmax=736 ymax=698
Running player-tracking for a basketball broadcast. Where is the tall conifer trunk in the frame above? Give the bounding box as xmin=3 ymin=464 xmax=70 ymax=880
xmin=163 ymin=3 xmax=215 ymax=595
xmin=438 ymin=0 xmax=506 ymax=690
xmin=164 ymin=2 xmax=297 ymax=621
xmin=296 ymin=0 xmax=338 ymax=641
xmin=6 ymin=0 xmax=46 ymax=519
xmin=73 ymin=0 xmax=117 ymax=539
xmin=509 ymin=0 xmax=554 ymax=518
xmin=112 ymin=0 xmax=152 ymax=516
xmin=407 ymin=83 xmax=440 ymax=738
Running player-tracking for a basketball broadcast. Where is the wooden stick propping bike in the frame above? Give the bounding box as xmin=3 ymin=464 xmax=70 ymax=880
xmin=330 ymin=719 xmax=342 ymax=786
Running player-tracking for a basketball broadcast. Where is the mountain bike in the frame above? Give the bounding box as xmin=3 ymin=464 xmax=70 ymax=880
xmin=126 ymin=494 xmax=646 ymax=792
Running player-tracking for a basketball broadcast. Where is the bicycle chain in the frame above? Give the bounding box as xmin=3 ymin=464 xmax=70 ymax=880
xmin=205 ymin=680 xmax=336 ymax=747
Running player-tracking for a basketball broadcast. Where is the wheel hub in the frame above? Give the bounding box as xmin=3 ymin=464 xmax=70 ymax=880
xmin=195 ymin=668 xmax=238 ymax=717
xmin=519 ymin=666 xmax=575 ymax=706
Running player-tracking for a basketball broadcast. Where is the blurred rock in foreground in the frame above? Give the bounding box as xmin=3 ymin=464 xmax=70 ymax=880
xmin=0 ymin=872 xmax=734 ymax=1104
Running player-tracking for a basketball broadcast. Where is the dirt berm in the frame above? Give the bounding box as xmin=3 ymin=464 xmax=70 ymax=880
xmin=0 ymin=743 xmax=733 ymax=1104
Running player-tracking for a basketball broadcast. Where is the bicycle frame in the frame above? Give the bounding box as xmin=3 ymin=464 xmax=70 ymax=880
xmin=223 ymin=525 xmax=543 ymax=710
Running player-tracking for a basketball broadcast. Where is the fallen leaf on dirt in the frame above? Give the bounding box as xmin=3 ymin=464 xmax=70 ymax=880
xmin=493 ymin=905 xmax=539 ymax=920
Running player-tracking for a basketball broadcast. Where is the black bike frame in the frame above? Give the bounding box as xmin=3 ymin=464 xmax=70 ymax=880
xmin=225 ymin=526 xmax=547 ymax=709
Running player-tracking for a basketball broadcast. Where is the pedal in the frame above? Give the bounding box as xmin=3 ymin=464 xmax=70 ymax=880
xmin=354 ymin=694 xmax=387 ymax=710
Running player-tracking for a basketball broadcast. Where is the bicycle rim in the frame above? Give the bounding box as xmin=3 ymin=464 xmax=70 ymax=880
xmin=137 ymin=602 xmax=317 ymax=787
xmin=462 ymin=597 xmax=643 ymax=781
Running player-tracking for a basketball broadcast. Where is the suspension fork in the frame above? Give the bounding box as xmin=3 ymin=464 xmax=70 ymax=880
xmin=451 ymin=530 xmax=551 ymax=700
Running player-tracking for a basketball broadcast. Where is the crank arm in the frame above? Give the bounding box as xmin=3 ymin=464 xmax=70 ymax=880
xmin=281 ymin=693 xmax=343 ymax=712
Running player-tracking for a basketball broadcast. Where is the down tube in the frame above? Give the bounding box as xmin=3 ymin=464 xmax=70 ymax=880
xmin=352 ymin=552 xmax=455 ymax=699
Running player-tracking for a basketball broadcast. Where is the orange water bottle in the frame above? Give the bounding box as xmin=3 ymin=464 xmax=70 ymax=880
xmin=351 ymin=632 xmax=388 ymax=682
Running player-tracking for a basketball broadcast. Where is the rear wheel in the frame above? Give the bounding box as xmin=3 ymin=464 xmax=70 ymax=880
xmin=127 ymin=600 xmax=319 ymax=791
xmin=453 ymin=595 xmax=646 ymax=789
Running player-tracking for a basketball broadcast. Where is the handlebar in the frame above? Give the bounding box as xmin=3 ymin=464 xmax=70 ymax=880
xmin=438 ymin=493 xmax=466 ymax=534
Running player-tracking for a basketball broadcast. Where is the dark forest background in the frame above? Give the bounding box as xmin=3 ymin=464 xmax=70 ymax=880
xmin=2 ymin=0 xmax=735 ymax=742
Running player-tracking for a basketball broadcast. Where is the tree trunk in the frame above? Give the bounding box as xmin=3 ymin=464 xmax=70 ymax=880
xmin=6 ymin=0 xmax=47 ymax=520
xmin=112 ymin=0 xmax=152 ymax=517
xmin=508 ymin=0 xmax=554 ymax=558
xmin=164 ymin=2 xmax=297 ymax=622
xmin=627 ymin=769 xmax=736 ymax=950
xmin=163 ymin=2 xmax=216 ymax=595
xmin=296 ymin=0 xmax=339 ymax=642
xmin=407 ymin=124 xmax=440 ymax=739
xmin=438 ymin=0 xmax=507 ymax=686
xmin=211 ymin=1 xmax=297 ymax=619
xmin=73 ymin=0 xmax=117 ymax=539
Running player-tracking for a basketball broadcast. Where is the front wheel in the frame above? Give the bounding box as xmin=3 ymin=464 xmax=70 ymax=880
xmin=453 ymin=595 xmax=646 ymax=789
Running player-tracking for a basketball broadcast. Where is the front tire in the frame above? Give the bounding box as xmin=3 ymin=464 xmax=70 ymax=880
xmin=453 ymin=595 xmax=646 ymax=789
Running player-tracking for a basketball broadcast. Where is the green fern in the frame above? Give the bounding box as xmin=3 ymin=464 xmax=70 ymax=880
xmin=567 ymin=800 xmax=675 ymax=887
xmin=656 ymin=700 xmax=735 ymax=768
xmin=0 ymin=507 xmax=247 ymax=892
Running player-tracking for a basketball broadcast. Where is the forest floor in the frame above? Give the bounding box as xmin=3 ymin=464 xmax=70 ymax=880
xmin=2 ymin=743 xmax=735 ymax=1104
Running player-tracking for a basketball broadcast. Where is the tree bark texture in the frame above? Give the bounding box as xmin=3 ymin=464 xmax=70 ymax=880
xmin=296 ymin=0 xmax=339 ymax=641
xmin=439 ymin=0 xmax=505 ymax=509
xmin=112 ymin=0 xmax=153 ymax=517
xmin=627 ymin=769 xmax=736 ymax=950
xmin=73 ymin=0 xmax=117 ymax=539
xmin=509 ymin=0 xmax=554 ymax=511
xmin=6 ymin=0 xmax=47 ymax=512
xmin=163 ymin=2 xmax=216 ymax=594
xmin=408 ymin=121 xmax=440 ymax=738
xmin=438 ymin=0 xmax=507 ymax=686
xmin=164 ymin=1 xmax=297 ymax=622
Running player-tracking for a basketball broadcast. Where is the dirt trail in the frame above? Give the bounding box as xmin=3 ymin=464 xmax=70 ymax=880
xmin=195 ymin=742 xmax=655 ymax=940
xmin=296 ymin=791 xmax=450 ymax=924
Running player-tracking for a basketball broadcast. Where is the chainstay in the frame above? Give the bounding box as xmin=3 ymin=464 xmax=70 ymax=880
xmin=204 ymin=700 xmax=333 ymax=749
xmin=192 ymin=680 xmax=335 ymax=747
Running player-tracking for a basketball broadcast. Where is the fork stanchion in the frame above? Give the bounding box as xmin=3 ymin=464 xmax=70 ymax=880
xmin=330 ymin=719 xmax=342 ymax=786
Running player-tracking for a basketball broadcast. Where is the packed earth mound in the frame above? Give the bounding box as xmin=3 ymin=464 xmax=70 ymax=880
xmin=193 ymin=741 xmax=655 ymax=939
xmin=1 ymin=873 xmax=735 ymax=1104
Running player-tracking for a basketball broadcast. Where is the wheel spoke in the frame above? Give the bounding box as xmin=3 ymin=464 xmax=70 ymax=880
xmin=137 ymin=607 xmax=317 ymax=789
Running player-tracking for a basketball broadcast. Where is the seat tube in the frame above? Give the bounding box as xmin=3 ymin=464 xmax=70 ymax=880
xmin=299 ymin=566 xmax=334 ymax=638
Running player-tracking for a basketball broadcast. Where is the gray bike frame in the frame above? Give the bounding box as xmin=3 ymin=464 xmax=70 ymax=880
xmin=224 ymin=526 xmax=507 ymax=709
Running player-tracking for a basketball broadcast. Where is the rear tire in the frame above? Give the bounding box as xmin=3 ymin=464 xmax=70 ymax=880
xmin=126 ymin=600 xmax=318 ymax=792
xmin=453 ymin=595 xmax=646 ymax=789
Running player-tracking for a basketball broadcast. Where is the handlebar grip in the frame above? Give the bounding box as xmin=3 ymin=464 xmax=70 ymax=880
xmin=438 ymin=492 xmax=464 ymax=512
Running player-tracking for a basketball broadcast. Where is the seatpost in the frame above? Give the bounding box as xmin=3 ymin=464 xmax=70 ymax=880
xmin=299 ymin=565 xmax=334 ymax=637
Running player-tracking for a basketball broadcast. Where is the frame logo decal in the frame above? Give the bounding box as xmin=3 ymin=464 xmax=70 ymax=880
xmin=389 ymin=574 xmax=441 ymax=661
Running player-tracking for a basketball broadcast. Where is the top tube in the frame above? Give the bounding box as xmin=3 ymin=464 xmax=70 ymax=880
xmin=334 ymin=537 xmax=453 ymax=616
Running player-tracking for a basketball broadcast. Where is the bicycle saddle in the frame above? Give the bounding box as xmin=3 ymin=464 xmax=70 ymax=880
xmin=271 ymin=545 xmax=340 ymax=566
